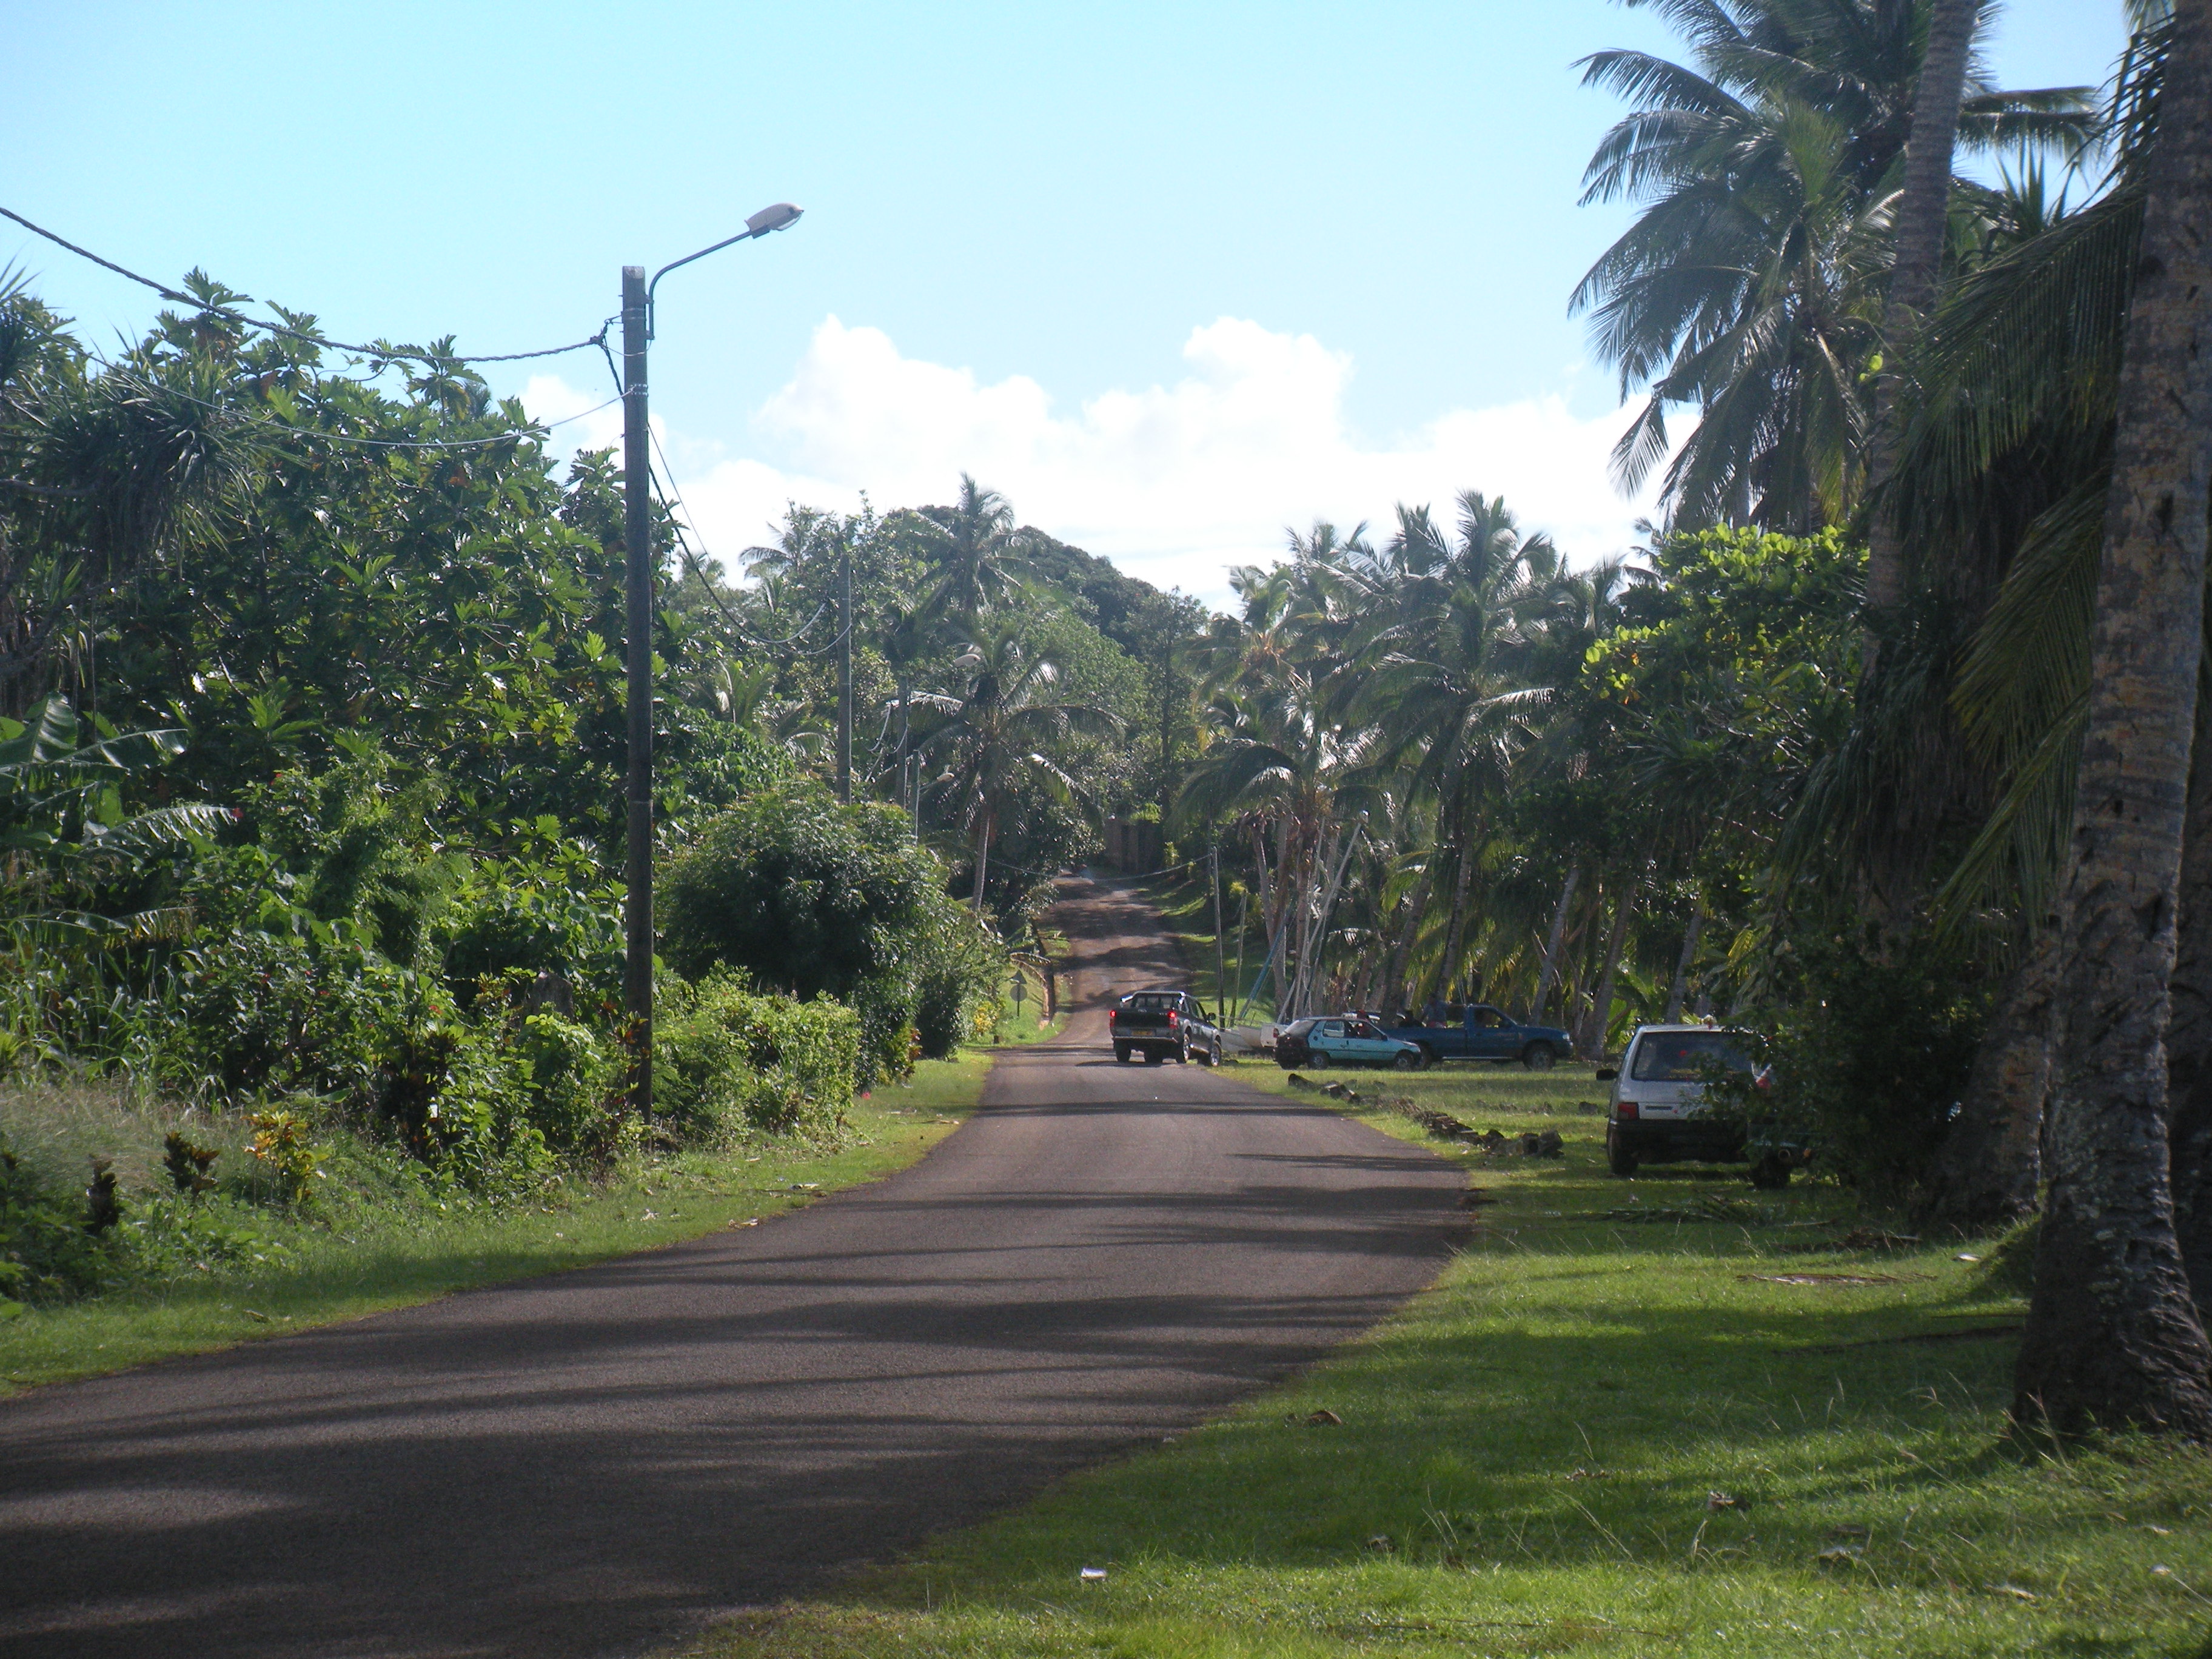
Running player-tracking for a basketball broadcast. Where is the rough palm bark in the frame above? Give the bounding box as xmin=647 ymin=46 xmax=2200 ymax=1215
xmin=1581 ymin=875 xmax=1641 ymax=1060
xmin=1914 ymin=927 xmax=2054 ymax=1233
xmin=1429 ymin=835 xmax=1478 ymax=1005
xmin=1532 ymin=863 xmax=1581 ymax=1024
xmin=2167 ymin=666 xmax=2212 ymax=1322
xmin=2015 ymin=0 xmax=2212 ymax=1438
xmin=1865 ymin=0 xmax=1981 ymax=617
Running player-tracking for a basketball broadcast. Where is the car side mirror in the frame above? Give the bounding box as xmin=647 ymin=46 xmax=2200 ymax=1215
xmin=1595 ymin=1067 xmax=1619 ymax=1082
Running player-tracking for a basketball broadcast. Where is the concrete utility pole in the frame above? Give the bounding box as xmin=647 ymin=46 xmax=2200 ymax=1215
xmin=1211 ymin=843 xmax=1227 ymax=1028
xmin=836 ymin=545 xmax=853 ymax=802
xmin=620 ymin=266 xmax=654 ymax=1115
xmin=620 ymin=203 xmax=804 ymax=1116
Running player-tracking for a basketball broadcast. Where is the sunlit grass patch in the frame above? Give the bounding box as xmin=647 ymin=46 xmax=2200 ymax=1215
xmin=682 ymin=1067 xmax=2212 ymax=1659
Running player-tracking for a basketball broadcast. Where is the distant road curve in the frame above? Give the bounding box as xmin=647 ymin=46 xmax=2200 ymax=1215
xmin=0 ymin=874 xmax=1463 ymax=1659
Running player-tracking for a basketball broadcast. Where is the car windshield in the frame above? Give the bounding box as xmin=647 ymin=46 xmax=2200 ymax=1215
xmin=1629 ymin=1030 xmax=1753 ymax=1082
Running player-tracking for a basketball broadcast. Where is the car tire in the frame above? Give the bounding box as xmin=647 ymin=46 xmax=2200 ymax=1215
xmin=1749 ymin=1152 xmax=1793 ymax=1190
xmin=1307 ymin=1050 xmax=1330 ymax=1070
xmin=1175 ymin=1041 xmax=1190 ymax=1064
xmin=1392 ymin=1050 xmax=1417 ymax=1071
xmin=1522 ymin=1042 xmax=1557 ymax=1071
xmin=1114 ymin=1044 xmax=1131 ymax=1063
xmin=1606 ymin=1127 xmax=1638 ymax=1178
xmin=1210 ymin=1039 xmax=1224 ymax=1067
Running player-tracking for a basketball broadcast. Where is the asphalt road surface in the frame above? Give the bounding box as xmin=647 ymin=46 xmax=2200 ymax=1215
xmin=0 ymin=877 xmax=1463 ymax=1659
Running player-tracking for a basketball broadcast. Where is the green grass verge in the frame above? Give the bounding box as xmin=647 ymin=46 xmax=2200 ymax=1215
xmin=0 ymin=1050 xmax=995 ymax=1397
xmin=680 ymin=1065 xmax=2212 ymax=1659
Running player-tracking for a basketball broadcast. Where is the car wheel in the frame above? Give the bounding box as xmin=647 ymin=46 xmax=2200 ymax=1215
xmin=1307 ymin=1050 xmax=1330 ymax=1070
xmin=1392 ymin=1050 xmax=1417 ymax=1071
xmin=1606 ymin=1127 xmax=1638 ymax=1178
xmin=1114 ymin=1044 xmax=1131 ymax=1063
xmin=1522 ymin=1042 xmax=1556 ymax=1071
xmin=1749 ymin=1152 xmax=1793 ymax=1190
xmin=1175 ymin=1041 xmax=1190 ymax=1064
xmin=1210 ymin=1039 xmax=1224 ymax=1067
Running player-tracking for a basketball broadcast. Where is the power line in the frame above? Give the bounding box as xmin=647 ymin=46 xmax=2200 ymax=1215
xmin=2 ymin=203 xmax=606 ymax=367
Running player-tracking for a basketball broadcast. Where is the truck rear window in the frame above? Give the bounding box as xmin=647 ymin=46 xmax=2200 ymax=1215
xmin=1629 ymin=1031 xmax=1752 ymax=1081
xmin=1122 ymin=994 xmax=1177 ymax=1013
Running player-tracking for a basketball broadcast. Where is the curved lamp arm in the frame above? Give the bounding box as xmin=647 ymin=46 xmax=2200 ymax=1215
xmin=646 ymin=202 xmax=803 ymax=338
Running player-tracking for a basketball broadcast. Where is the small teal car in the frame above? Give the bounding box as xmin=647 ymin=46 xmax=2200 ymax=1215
xmin=1274 ymin=1016 xmax=1423 ymax=1071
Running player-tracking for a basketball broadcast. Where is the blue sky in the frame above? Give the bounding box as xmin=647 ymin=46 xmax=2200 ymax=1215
xmin=5 ymin=1 xmax=2127 ymax=597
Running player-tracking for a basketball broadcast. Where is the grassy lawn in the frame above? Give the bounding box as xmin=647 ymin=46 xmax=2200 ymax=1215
xmin=0 ymin=1048 xmax=997 ymax=1396
xmin=682 ymin=1062 xmax=2212 ymax=1659
xmin=1128 ymin=869 xmax=1272 ymax=1025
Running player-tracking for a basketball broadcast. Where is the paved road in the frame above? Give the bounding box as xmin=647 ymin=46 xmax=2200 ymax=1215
xmin=0 ymin=878 xmax=1462 ymax=1659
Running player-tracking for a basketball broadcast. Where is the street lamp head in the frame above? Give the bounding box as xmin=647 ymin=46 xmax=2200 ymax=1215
xmin=746 ymin=203 xmax=804 ymax=236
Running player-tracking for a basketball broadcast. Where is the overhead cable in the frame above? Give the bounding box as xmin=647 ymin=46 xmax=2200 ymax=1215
xmin=2 ymin=204 xmax=606 ymax=367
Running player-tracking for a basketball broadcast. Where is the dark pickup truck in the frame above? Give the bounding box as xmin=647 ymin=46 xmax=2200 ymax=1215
xmin=1384 ymin=1004 xmax=1575 ymax=1071
xmin=1109 ymin=989 xmax=1224 ymax=1066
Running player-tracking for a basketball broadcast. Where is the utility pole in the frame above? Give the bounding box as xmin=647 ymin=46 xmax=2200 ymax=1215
xmin=836 ymin=543 xmax=853 ymax=803
xmin=620 ymin=265 xmax=654 ymax=1117
xmin=1211 ymin=843 xmax=1227 ymax=1029
xmin=616 ymin=201 xmax=803 ymax=1119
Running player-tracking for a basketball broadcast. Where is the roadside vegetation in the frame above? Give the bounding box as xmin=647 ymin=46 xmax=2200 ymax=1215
xmin=688 ymin=1066 xmax=2212 ymax=1659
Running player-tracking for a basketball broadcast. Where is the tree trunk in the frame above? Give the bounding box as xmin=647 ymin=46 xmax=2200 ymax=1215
xmin=1533 ymin=863 xmax=1581 ymax=1024
xmin=1381 ymin=854 xmax=1438 ymax=1021
xmin=1664 ymin=895 xmax=1703 ymax=1024
xmin=1865 ymin=0 xmax=1978 ymax=617
xmin=971 ymin=809 xmax=994 ymax=913
xmin=2168 ymin=659 xmax=2212 ymax=1323
xmin=1915 ymin=927 xmax=2054 ymax=1234
xmin=1429 ymin=831 xmax=1478 ymax=1006
xmin=1581 ymin=875 xmax=1640 ymax=1060
xmin=2016 ymin=0 xmax=2212 ymax=1438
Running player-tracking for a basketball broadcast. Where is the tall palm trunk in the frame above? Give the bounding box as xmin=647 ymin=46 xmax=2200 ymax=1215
xmin=971 ymin=805 xmax=995 ymax=913
xmin=2168 ymin=667 xmax=2212 ymax=1322
xmin=1663 ymin=896 xmax=1702 ymax=1024
xmin=1865 ymin=0 xmax=1979 ymax=616
xmin=1429 ymin=828 xmax=1479 ymax=1005
xmin=1915 ymin=927 xmax=2054 ymax=1233
xmin=2016 ymin=0 xmax=2212 ymax=1438
xmin=1533 ymin=863 xmax=1581 ymax=1024
xmin=1381 ymin=854 xmax=1438 ymax=1019
xmin=1581 ymin=874 xmax=1641 ymax=1059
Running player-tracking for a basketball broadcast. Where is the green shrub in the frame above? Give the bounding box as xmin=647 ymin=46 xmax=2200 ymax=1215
xmin=512 ymin=1011 xmax=617 ymax=1153
xmin=1715 ymin=923 xmax=1991 ymax=1201
xmin=655 ymin=973 xmax=858 ymax=1142
xmin=0 ymin=1136 xmax=119 ymax=1304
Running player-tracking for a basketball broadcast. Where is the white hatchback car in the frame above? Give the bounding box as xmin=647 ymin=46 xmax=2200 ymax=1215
xmin=1603 ymin=1024 xmax=1803 ymax=1186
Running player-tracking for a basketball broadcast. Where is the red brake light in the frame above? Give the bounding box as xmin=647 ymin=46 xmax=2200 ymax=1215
xmin=1615 ymin=1101 xmax=1640 ymax=1120
xmin=1167 ymin=1010 xmax=1179 ymax=1025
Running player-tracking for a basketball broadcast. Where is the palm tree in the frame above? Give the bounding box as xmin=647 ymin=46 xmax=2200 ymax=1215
xmin=909 ymin=613 xmax=1117 ymax=914
xmin=1574 ymin=0 xmax=2093 ymax=530
xmin=2013 ymin=0 xmax=2212 ymax=1439
xmin=900 ymin=475 xmax=1038 ymax=625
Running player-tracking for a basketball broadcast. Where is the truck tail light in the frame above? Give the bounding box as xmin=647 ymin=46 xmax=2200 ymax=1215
xmin=1615 ymin=1101 xmax=1640 ymax=1120
xmin=1167 ymin=1010 xmax=1179 ymax=1026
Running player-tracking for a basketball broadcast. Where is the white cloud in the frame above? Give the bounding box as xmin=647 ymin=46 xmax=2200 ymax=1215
xmin=525 ymin=317 xmax=1659 ymax=605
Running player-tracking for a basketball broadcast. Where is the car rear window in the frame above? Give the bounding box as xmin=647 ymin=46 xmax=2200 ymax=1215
xmin=1122 ymin=994 xmax=1177 ymax=1012
xmin=1629 ymin=1031 xmax=1752 ymax=1081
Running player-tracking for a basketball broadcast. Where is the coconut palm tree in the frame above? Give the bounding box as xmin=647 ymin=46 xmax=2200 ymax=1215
xmin=2013 ymin=0 xmax=2212 ymax=1439
xmin=900 ymin=474 xmax=1039 ymax=625
xmin=1574 ymin=0 xmax=2093 ymax=530
xmin=908 ymin=612 xmax=1118 ymax=914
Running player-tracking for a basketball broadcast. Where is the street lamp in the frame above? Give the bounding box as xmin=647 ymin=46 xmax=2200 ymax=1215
xmin=622 ymin=202 xmax=803 ymax=1114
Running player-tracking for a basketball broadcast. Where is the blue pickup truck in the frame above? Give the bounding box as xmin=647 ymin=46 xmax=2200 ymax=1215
xmin=1384 ymin=1004 xmax=1575 ymax=1071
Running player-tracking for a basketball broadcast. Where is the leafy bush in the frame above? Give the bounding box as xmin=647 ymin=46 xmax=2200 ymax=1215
xmin=655 ymin=973 xmax=858 ymax=1142
xmin=1715 ymin=923 xmax=1991 ymax=1200
xmin=660 ymin=779 xmax=996 ymax=1083
xmin=0 ymin=1136 xmax=119 ymax=1304
xmin=512 ymin=1011 xmax=617 ymax=1154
